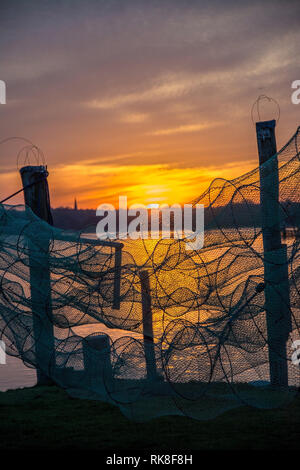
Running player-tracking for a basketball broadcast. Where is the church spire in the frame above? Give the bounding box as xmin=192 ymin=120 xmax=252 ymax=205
xmin=74 ymin=198 xmax=78 ymax=211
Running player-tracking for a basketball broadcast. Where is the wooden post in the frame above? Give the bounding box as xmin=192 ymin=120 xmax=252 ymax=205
xmin=20 ymin=165 xmax=53 ymax=225
xmin=256 ymin=120 xmax=291 ymax=387
xmin=139 ymin=270 xmax=158 ymax=380
xmin=20 ymin=165 xmax=55 ymax=385
xmin=112 ymin=245 xmax=122 ymax=310
xmin=83 ymin=334 xmax=113 ymax=386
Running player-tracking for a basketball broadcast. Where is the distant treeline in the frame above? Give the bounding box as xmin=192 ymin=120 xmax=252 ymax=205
xmin=51 ymin=202 xmax=300 ymax=232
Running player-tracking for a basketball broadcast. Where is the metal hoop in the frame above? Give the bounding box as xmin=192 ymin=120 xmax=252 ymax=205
xmin=251 ymin=95 xmax=280 ymax=125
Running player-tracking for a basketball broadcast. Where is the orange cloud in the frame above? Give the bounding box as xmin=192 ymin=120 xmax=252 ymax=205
xmin=48 ymin=159 xmax=256 ymax=209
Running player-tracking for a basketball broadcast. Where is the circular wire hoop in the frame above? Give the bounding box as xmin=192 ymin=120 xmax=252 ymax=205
xmin=251 ymin=95 xmax=280 ymax=125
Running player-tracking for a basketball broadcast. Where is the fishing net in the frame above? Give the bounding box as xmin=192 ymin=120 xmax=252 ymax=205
xmin=0 ymin=127 xmax=300 ymax=422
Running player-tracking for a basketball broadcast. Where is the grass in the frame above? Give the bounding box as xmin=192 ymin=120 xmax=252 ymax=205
xmin=0 ymin=385 xmax=299 ymax=451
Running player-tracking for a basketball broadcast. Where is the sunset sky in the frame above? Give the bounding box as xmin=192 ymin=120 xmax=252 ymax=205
xmin=0 ymin=0 xmax=300 ymax=208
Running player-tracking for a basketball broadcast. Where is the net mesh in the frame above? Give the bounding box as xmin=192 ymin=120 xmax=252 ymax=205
xmin=0 ymin=127 xmax=300 ymax=421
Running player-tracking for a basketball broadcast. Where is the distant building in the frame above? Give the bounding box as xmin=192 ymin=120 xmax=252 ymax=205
xmin=74 ymin=198 xmax=78 ymax=211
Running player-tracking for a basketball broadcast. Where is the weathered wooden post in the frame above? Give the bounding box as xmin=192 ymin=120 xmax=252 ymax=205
xmin=256 ymin=120 xmax=291 ymax=387
xmin=82 ymin=334 xmax=113 ymax=388
xmin=139 ymin=270 xmax=158 ymax=380
xmin=20 ymin=165 xmax=53 ymax=224
xmin=112 ymin=245 xmax=122 ymax=310
xmin=20 ymin=165 xmax=55 ymax=385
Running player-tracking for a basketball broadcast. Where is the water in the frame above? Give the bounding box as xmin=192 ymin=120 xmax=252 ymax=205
xmin=0 ymin=355 xmax=37 ymax=391
xmin=0 ymin=322 xmax=144 ymax=391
